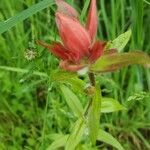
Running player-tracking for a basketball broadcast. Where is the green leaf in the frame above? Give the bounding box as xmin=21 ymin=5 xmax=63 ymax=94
xmin=47 ymin=133 xmax=65 ymax=140
xmin=66 ymin=77 xmax=86 ymax=93
xmin=47 ymin=134 xmax=69 ymax=150
xmin=51 ymin=70 xmax=76 ymax=82
xmin=101 ymin=97 xmax=126 ymax=113
xmin=88 ymin=85 xmax=101 ymax=145
xmin=91 ymin=51 xmax=150 ymax=73
xmin=65 ymin=118 xmax=86 ymax=150
xmin=97 ymin=129 xmax=125 ymax=150
xmin=0 ymin=0 xmax=54 ymax=34
xmin=105 ymin=30 xmax=132 ymax=52
xmin=60 ymin=85 xmax=84 ymax=117
xmin=51 ymin=70 xmax=85 ymax=93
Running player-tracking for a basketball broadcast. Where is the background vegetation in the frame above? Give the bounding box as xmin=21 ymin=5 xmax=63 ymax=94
xmin=0 ymin=0 xmax=150 ymax=149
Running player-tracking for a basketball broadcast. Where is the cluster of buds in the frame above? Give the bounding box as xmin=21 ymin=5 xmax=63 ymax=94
xmin=38 ymin=0 xmax=105 ymax=71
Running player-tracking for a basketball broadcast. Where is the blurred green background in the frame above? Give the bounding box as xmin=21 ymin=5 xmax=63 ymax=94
xmin=0 ymin=0 xmax=150 ymax=149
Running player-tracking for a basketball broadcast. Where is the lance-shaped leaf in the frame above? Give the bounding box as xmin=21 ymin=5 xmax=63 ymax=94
xmin=88 ymin=85 xmax=101 ymax=145
xmin=101 ymin=97 xmax=126 ymax=113
xmin=65 ymin=118 xmax=86 ymax=150
xmin=97 ymin=129 xmax=125 ymax=150
xmin=47 ymin=134 xmax=69 ymax=150
xmin=105 ymin=30 xmax=131 ymax=52
xmin=90 ymin=51 xmax=150 ymax=73
xmin=60 ymin=85 xmax=84 ymax=117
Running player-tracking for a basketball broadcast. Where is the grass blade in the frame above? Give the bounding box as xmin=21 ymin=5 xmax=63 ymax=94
xmin=0 ymin=66 xmax=48 ymax=77
xmin=0 ymin=0 xmax=54 ymax=34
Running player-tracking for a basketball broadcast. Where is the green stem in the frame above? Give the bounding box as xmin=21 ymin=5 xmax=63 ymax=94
xmin=84 ymin=72 xmax=96 ymax=116
xmin=41 ymin=91 xmax=49 ymax=149
xmin=88 ymin=72 xmax=96 ymax=86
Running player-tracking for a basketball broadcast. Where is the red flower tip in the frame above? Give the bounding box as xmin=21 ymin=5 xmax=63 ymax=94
xmin=86 ymin=0 xmax=98 ymax=40
xmin=37 ymin=40 xmax=68 ymax=60
xmin=55 ymin=0 xmax=78 ymax=19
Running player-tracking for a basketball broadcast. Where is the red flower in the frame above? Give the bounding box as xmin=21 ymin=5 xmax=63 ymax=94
xmin=38 ymin=0 xmax=105 ymax=71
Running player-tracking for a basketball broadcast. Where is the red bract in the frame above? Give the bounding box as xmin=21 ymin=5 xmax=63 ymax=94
xmin=38 ymin=0 xmax=105 ymax=71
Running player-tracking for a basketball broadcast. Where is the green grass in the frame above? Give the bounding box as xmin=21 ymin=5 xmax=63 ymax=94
xmin=0 ymin=0 xmax=150 ymax=149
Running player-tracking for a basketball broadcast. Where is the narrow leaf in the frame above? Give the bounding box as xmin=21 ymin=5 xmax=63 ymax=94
xmin=88 ymin=85 xmax=101 ymax=145
xmin=60 ymin=85 xmax=84 ymax=117
xmin=80 ymin=0 xmax=90 ymax=21
xmin=0 ymin=66 xmax=48 ymax=77
xmin=91 ymin=51 xmax=150 ymax=73
xmin=101 ymin=97 xmax=126 ymax=113
xmin=47 ymin=135 xmax=69 ymax=150
xmin=65 ymin=118 xmax=86 ymax=150
xmin=0 ymin=0 xmax=54 ymax=34
xmin=105 ymin=30 xmax=132 ymax=52
xmin=97 ymin=129 xmax=125 ymax=150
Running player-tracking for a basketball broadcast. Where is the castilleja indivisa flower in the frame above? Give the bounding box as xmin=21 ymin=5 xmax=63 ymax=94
xmin=38 ymin=0 xmax=105 ymax=71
